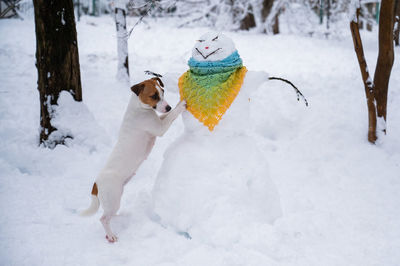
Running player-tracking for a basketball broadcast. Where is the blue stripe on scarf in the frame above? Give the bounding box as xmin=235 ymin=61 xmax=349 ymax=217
xmin=188 ymin=51 xmax=243 ymax=75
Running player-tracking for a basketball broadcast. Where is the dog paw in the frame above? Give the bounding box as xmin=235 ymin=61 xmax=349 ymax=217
xmin=178 ymin=100 xmax=187 ymax=110
xmin=106 ymin=234 xmax=118 ymax=243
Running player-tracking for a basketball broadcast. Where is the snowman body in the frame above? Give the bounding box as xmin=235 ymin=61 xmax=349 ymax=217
xmin=152 ymin=33 xmax=282 ymax=241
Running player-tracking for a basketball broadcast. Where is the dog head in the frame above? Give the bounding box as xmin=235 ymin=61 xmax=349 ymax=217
xmin=192 ymin=32 xmax=236 ymax=62
xmin=130 ymin=78 xmax=171 ymax=113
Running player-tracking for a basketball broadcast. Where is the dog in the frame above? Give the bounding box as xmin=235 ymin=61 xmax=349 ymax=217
xmin=80 ymin=77 xmax=186 ymax=243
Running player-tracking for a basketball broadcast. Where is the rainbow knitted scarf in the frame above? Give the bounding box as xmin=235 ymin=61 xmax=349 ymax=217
xmin=179 ymin=51 xmax=247 ymax=131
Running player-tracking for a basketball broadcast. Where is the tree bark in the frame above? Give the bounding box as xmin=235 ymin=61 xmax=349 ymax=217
xmin=261 ymin=0 xmax=274 ymax=21
xmin=115 ymin=7 xmax=130 ymax=81
xmin=33 ymin=0 xmax=82 ymax=148
xmin=350 ymin=0 xmax=396 ymax=143
xmin=239 ymin=0 xmax=279 ymax=33
xmin=350 ymin=8 xmax=377 ymax=143
xmin=240 ymin=7 xmax=256 ymax=30
xmin=326 ymin=0 xmax=331 ymax=30
xmin=373 ymin=0 xmax=395 ymax=127
xmin=272 ymin=10 xmax=280 ymax=34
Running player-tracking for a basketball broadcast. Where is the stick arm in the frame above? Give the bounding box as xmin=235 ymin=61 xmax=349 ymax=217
xmin=268 ymin=76 xmax=309 ymax=106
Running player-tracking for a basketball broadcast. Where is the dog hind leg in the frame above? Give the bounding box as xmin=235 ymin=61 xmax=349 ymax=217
xmin=98 ymin=185 xmax=123 ymax=243
xmin=100 ymin=213 xmax=118 ymax=243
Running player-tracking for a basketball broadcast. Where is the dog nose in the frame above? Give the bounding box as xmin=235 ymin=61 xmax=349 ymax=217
xmin=165 ymin=105 xmax=171 ymax=112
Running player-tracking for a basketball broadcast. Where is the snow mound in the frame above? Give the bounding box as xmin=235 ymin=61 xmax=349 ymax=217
xmin=49 ymin=91 xmax=110 ymax=150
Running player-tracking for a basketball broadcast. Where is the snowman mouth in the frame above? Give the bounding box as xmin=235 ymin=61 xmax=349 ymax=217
xmin=195 ymin=48 xmax=222 ymax=59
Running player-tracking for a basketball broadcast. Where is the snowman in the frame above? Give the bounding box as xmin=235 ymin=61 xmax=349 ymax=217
xmin=152 ymin=32 xmax=282 ymax=242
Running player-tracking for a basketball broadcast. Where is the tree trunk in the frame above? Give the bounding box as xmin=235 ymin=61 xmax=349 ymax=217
xmin=326 ymin=0 xmax=331 ymax=30
xmin=373 ymin=0 xmax=395 ymax=130
xmin=240 ymin=7 xmax=256 ymax=30
xmin=239 ymin=0 xmax=279 ymax=33
xmin=33 ymin=0 xmax=82 ymax=148
xmin=261 ymin=0 xmax=274 ymax=21
xmin=350 ymin=8 xmax=377 ymax=143
xmin=272 ymin=10 xmax=280 ymax=34
xmin=115 ymin=7 xmax=129 ymax=81
xmin=350 ymin=0 xmax=396 ymax=143
xmin=261 ymin=0 xmax=280 ymax=34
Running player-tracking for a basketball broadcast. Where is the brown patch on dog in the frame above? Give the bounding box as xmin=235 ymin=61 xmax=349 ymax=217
xmin=131 ymin=83 xmax=145 ymax=96
xmin=91 ymin=182 xmax=98 ymax=196
xmin=131 ymin=79 xmax=162 ymax=108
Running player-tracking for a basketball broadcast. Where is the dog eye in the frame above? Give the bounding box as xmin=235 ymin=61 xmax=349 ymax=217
xmin=197 ymin=40 xmax=205 ymax=42
xmin=151 ymin=94 xmax=159 ymax=100
xmin=212 ymin=36 xmax=218 ymax=41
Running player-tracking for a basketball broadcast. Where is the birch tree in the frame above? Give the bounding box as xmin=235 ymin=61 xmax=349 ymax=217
xmin=114 ymin=0 xmax=130 ymax=81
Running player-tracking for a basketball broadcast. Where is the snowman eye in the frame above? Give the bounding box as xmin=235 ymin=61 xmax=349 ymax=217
xmin=197 ymin=40 xmax=205 ymax=42
xmin=212 ymin=36 xmax=218 ymax=41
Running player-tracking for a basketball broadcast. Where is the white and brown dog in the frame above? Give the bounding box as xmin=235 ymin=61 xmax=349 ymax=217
xmin=81 ymin=77 xmax=186 ymax=242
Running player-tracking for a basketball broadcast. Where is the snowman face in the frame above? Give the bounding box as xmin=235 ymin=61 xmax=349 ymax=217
xmin=192 ymin=32 xmax=236 ymax=62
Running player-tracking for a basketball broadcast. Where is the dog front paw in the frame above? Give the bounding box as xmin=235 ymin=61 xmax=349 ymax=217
xmin=177 ymin=100 xmax=187 ymax=111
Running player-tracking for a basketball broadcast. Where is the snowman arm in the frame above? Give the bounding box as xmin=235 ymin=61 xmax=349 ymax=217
xmin=268 ymin=76 xmax=309 ymax=107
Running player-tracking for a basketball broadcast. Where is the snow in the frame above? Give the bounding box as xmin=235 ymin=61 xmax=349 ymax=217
xmin=113 ymin=0 xmax=129 ymax=11
xmin=376 ymin=116 xmax=387 ymax=143
xmin=49 ymin=91 xmax=110 ymax=149
xmin=61 ymin=9 xmax=66 ymax=26
xmin=1 ymin=15 xmax=400 ymax=266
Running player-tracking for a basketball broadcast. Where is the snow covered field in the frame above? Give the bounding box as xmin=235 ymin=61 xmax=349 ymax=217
xmin=1 ymin=15 xmax=400 ymax=266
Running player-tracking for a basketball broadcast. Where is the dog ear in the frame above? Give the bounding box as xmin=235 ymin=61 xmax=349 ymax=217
xmin=131 ymin=83 xmax=145 ymax=96
xmin=152 ymin=77 xmax=164 ymax=88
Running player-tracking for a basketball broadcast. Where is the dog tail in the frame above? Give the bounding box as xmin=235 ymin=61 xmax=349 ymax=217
xmin=80 ymin=182 xmax=100 ymax=216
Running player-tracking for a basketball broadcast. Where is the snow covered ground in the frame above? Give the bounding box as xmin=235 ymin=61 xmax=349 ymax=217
xmin=1 ymin=15 xmax=400 ymax=266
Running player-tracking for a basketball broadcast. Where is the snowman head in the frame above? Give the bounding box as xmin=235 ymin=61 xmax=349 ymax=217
xmin=192 ymin=32 xmax=236 ymax=62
